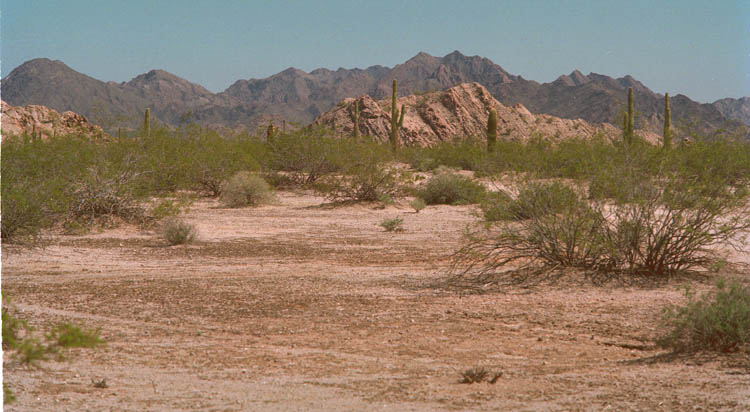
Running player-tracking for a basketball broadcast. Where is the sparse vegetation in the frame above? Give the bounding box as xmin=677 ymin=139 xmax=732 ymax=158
xmin=459 ymin=367 xmax=502 ymax=384
xmin=658 ymin=279 xmax=750 ymax=353
xmin=418 ymin=170 xmax=487 ymax=205
xmin=454 ymin=142 xmax=750 ymax=281
xmin=409 ymin=197 xmax=426 ymax=213
xmin=4 ymin=383 xmax=16 ymax=404
xmin=3 ymin=298 xmax=107 ymax=367
xmin=379 ymin=217 xmax=404 ymax=232
xmin=46 ymin=322 xmax=105 ymax=349
xmin=160 ymin=218 xmax=198 ymax=245
xmin=219 ymin=171 xmax=275 ymax=208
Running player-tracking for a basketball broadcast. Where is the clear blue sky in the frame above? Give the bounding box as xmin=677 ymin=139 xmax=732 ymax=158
xmin=2 ymin=0 xmax=749 ymax=102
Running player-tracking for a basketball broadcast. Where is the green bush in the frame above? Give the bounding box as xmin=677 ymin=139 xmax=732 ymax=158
xmin=418 ymin=171 xmax=487 ymax=205
xmin=409 ymin=197 xmax=426 ymax=213
xmin=219 ymin=171 xmax=275 ymax=207
xmin=2 ymin=302 xmax=28 ymax=350
xmin=315 ymin=146 xmax=400 ymax=202
xmin=482 ymin=181 xmax=581 ymax=222
xmin=399 ymin=138 xmax=487 ymax=172
xmin=4 ymin=383 xmax=16 ymax=404
xmin=658 ymin=279 xmax=750 ymax=352
xmin=379 ymin=217 xmax=404 ymax=232
xmin=67 ymin=165 xmax=145 ymax=225
xmin=455 ymin=172 xmax=750 ymax=280
xmin=160 ymin=218 xmax=198 ymax=245
xmin=265 ymin=127 xmax=346 ymax=185
xmin=46 ymin=322 xmax=105 ymax=348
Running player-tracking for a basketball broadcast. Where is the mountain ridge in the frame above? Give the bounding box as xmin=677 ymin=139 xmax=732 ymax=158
xmin=2 ymin=52 xmax=747 ymax=136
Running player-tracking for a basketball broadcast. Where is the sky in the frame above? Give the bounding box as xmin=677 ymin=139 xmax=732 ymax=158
xmin=1 ymin=0 xmax=749 ymax=103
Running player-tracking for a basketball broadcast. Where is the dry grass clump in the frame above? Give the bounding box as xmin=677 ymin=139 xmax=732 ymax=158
xmin=160 ymin=218 xmax=198 ymax=245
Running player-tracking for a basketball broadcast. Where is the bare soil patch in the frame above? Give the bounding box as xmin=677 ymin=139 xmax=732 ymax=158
xmin=3 ymin=190 xmax=749 ymax=411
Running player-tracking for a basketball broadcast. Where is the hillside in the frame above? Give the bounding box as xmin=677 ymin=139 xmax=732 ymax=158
xmin=2 ymin=53 xmax=747 ymax=136
xmin=314 ymin=83 xmax=660 ymax=146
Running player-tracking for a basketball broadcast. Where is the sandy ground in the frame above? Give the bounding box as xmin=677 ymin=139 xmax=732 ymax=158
xmin=2 ymin=190 xmax=749 ymax=411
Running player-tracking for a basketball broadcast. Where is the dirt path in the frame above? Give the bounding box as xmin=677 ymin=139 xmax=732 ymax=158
xmin=3 ymin=191 xmax=749 ymax=411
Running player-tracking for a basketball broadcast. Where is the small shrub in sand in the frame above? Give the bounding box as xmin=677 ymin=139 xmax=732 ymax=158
xmin=378 ymin=217 xmax=404 ymax=232
xmin=160 ymin=218 xmax=198 ymax=245
xmin=418 ymin=171 xmax=486 ymax=205
xmin=658 ymin=279 xmax=750 ymax=353
xmin=409 ymin=198 xmax=426 ymax=213
xmin=219 ymin=171 xmax=275 ymax=208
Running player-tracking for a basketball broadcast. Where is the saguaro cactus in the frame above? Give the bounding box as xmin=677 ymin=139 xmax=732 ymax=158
xmin=487 ymin=108 xmax=498 ymax=152
xmin=144 ymin=108 xmax=151 ymax=138
xmin=266 ymin=120 xmax=276 ymax=142
xmin=352 ymin=100 xmax=360 ymax=138
xmin=663 ymin=93 xmax=672 ymax=150
xmin=624 ymin=87 xmax=634 ymax=144
xmin=391 ymin=80 xmax=405 ymax=153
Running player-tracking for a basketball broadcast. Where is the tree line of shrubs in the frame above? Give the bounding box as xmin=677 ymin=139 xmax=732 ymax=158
xmin=2 ymin=125 xmax=749 ymax=353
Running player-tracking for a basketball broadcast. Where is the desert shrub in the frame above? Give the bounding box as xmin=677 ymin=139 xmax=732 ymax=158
xmin=479 ymin=191 xmax=515 ymax=222
xmin=379 ymin=217 xmax=404 ymax=232
xmin=658 ymin=279 xmax=750 ymax=353
xmin=160 ymin=218 xmax=198 ymax=245
xmin=1 ymin=135 xmax=94 ymax=240
xmin=484 ymin=181 xmax=581 ymax=222
xmin=183 ymin=131 xmax=262 ymax=196
xmin=399 ymin=138 xmax=487 ymax=172
xmin=68 ymin=165 xmax=145 ymax=225
xmin=14 ymin=337 xmax=49 ymax=365
xmin=409 ymin=197 xmax=426 ymax=213
xmin=453 ymin=172 xmax=750 ymax=281
xmin=604 ymin=176 xmax=750 ymax=276
xmin=46 ymin=323 xmax=105 ymax=348
xmin=265 ymin=127 xmax=345 ymax=185
xmin=418 ymin=171 xmax=487 ymax=205
xmin=219 ymin=171 xmax=275 ymax=207
xmin=2 ymin=302 xmax=28 ymax=350
xmin=459 ymin=367 xmax=502 ymax=384
xmin=4 ymin=383 xmax=16 ymax=404
xmin=458 ymin=188 xmax=608 ymax=276
xmin=316 ymin=159 xmax=400 ymax=202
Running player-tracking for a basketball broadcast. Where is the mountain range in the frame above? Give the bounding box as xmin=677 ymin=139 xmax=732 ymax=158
xmin=2 ymin=51 xmax=748 ymax=136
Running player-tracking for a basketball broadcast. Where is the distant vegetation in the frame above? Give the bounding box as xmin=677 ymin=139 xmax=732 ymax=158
xmin=2 ymin=122 xmax=749 ymax=282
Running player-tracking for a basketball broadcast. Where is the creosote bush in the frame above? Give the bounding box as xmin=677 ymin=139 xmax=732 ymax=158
xmin=418 ymin=170 xmax=487 ymax=205
xmin=455 ymin=166 xmax=750 ymax=281
xmin=379 ymin=217 xmax=404 ymax=232
xmin=3 ymin=298 xmax=105 ymax=366
xmin=409 ymin=197 xmax=426 ymax=213
xmin=481 ymin=181 xmax=581 ymax=222
xmin=46 ymin=323 xmax=105 ymax=349
xmin=315 ymin=145 xmax=401 ymax=202
xmin=658 ymin=279 xmax=750 ymax=353
xmin=220 ymin=171 xmax=275 ymax=208
xmin=459 ymin=367 xmax=502 ymax=384
xmin=160 ymin=218 xmax=198 ymax=245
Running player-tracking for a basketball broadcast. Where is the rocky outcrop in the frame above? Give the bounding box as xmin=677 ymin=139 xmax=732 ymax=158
xmin=713 ymin=97 xmax=750 ymax=126
xmin=1 ymin=100 xmax=105 ymax=140
xmin=315 ymin=83 xmax=661 ymax=146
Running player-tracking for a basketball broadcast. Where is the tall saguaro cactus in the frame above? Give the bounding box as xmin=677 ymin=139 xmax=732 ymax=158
xmin=663 ymin=93 xmax=672 ymax=150
xmin=144 ymin=108 xmax=151 ymax=138
xmin=352 ymin=100 xmax=360 ymax=138
xmin=624 ymin=87 xmax=634 ymax=144
xmin=391 ymin=80 xmax=405 ymax=153
xmin=487 ymin=108 xmax=498 ymax=152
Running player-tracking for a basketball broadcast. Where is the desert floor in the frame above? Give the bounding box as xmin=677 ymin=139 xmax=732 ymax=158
xmin=3 ymin=190 xmax=749 ymax=411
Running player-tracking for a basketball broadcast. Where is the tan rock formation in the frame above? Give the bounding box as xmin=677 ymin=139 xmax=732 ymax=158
xmin=1 ymin=100 xmax=105 ymax=140
xmin=315 ymin=82 xmax=660 ymax=146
